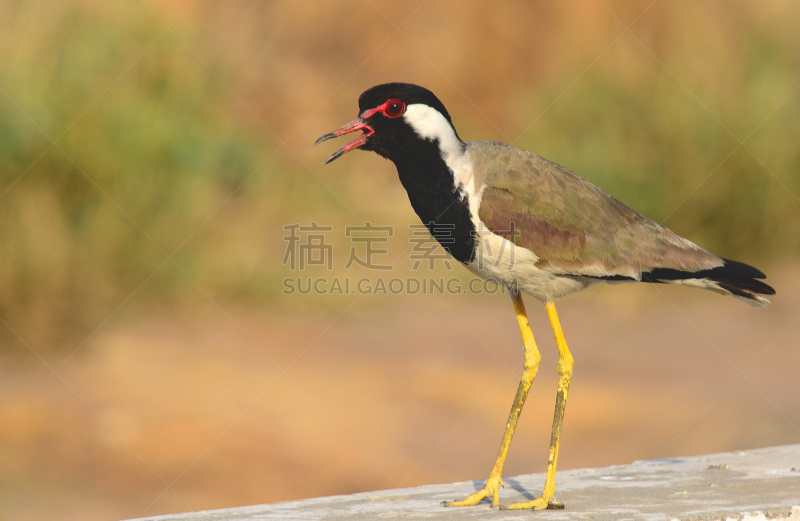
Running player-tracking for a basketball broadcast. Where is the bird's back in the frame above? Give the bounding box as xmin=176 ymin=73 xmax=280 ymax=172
xmin=467 ymin=140 xmax=723 ymax=280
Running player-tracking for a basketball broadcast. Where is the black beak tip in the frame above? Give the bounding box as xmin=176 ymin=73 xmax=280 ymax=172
xmin=314 ymin=133 xmax=336 ymax=147
xmin=323 ymin=148 xmax=344 ymax=165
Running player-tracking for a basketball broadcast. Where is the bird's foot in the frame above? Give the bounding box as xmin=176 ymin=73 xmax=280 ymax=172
xmin=443 ymin=475 xmax=504 ymax=507
xmin=501 ymin=495 xmax=564 ymax=511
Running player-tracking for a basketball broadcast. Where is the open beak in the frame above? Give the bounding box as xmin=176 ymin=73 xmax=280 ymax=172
xmin=314 ymin=117 xmax=374 ymax=164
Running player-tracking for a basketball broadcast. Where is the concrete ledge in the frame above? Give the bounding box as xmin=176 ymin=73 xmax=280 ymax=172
xmin=132 ymin=445 xmax=800 ymax=521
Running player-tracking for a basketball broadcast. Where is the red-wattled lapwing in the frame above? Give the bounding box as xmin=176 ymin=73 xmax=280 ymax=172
xmin=315 ymin=82 xmax=775 ymax=510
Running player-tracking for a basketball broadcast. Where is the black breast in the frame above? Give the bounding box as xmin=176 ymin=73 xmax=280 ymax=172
xmin=391 ymin=141 xmax=477 ymax=264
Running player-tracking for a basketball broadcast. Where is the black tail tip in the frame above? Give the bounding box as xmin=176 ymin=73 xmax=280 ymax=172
xmin=719 ymin=258 xmax=775 ymax=296
xmin=721 ymin=258 xmax=768 ymax=280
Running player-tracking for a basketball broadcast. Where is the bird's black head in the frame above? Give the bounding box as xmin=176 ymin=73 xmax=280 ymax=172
xmin=315 ymin=82 xmax=462 ymax=165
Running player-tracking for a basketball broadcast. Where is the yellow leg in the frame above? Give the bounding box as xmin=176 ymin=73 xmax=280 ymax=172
xmin=444 ymin=292 xmax=541 ymax=507
xmin=503 ymin=301 xmax=574 ymax=510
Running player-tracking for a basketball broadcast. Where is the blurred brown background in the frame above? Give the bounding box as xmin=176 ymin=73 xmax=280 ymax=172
xmin=1 ymin=1 xmax=799 ymax=520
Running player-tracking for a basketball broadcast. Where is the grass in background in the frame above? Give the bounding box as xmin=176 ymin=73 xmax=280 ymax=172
xmin=522 ymin=38 xmax=800 ymax=261
xmin=0 ymin=1 xmax=277 ymax=349
xmin=1 ymin=0 xmax=798 ymax=350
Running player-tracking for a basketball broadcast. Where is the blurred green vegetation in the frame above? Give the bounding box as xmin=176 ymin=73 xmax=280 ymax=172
xmin=524 ymin=44 xmax=800 ymax=262
xmin=0 ymin=1 xmax=271 ymax=347
xmin=1 ymin=1 xmax=798 ymax=349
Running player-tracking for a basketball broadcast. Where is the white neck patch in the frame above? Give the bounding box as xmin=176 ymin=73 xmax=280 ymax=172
xmin=403 ymin=104 xmax=463 ymax=158
xmin=403 ymin=103 xmax=474 ymax=194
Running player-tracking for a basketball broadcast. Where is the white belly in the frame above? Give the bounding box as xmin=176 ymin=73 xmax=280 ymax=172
xmin=465 ymin=225 xmax=593 ymax=302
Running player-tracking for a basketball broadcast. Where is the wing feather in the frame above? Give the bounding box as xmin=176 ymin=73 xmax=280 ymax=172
xmin=470 ymin=141 xmax=722 ymax=279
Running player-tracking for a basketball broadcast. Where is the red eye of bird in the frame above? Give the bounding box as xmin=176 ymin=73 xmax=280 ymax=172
xmin=384 ymin=99 xmax=406 ymax=118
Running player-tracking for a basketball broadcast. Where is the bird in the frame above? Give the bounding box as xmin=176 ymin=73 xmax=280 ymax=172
xmin=314 ymin=82 xmax=775 ymax=510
